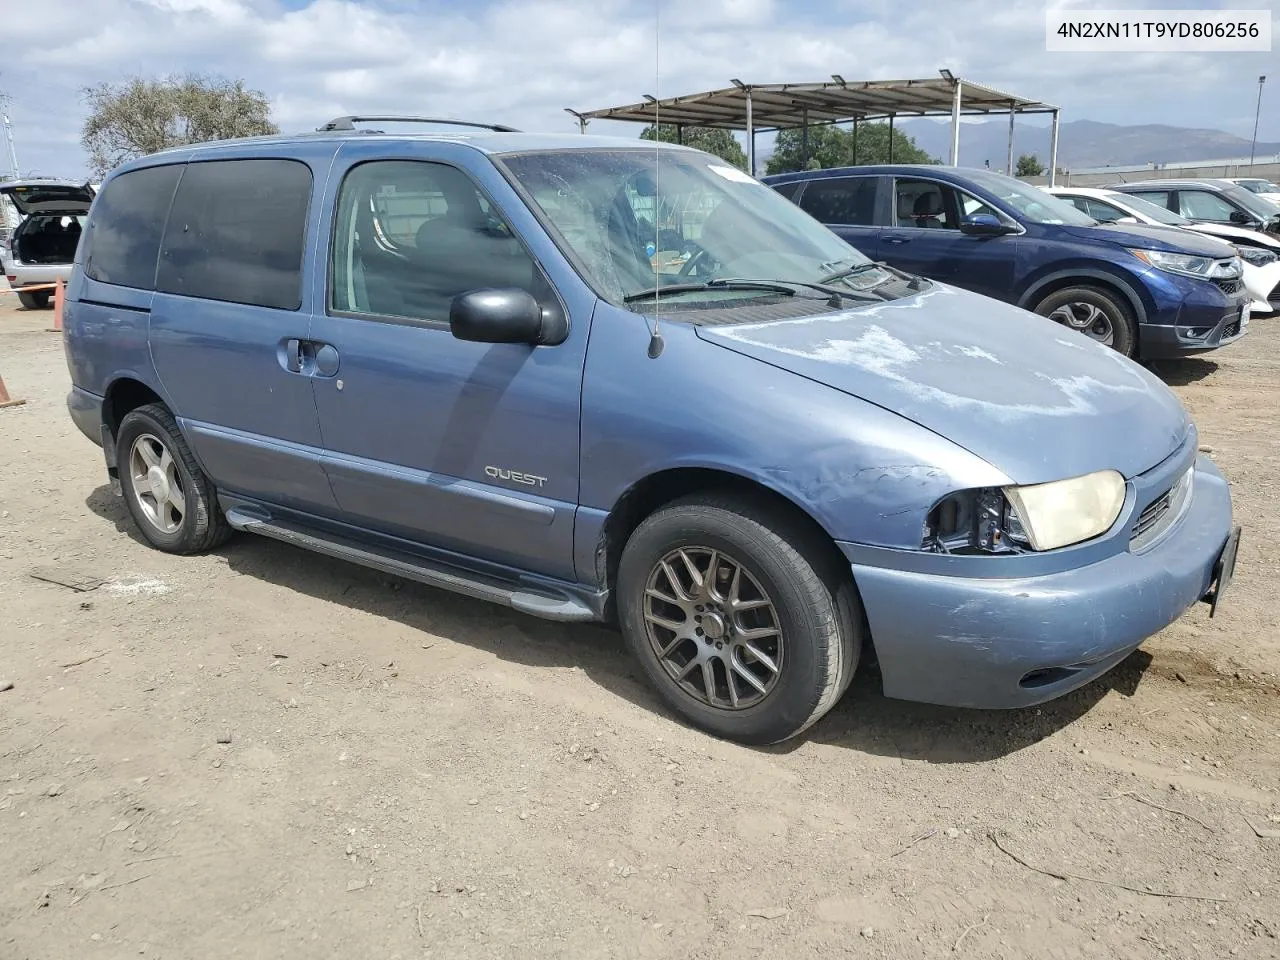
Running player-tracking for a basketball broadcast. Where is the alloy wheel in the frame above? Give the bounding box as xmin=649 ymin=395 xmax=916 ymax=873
xmin=1047 ymin=301 xmax=1115 ymax=346
xmin=128 ymin=433 xmax=186 ymax=535
xmin=642 ymin=546 xmax=784 ymax=710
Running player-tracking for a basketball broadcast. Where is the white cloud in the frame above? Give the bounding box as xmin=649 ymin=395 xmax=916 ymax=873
xmin=0 ymin=0 xmax=1275 ymax=178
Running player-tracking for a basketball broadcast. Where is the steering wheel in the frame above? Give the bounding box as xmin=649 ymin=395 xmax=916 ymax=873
xmin=677 ymin=242 xmax=716 ymax=278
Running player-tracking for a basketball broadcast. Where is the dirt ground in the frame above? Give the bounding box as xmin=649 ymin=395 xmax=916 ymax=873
xmin=1 ymin=294 xmax=1278 ymax=960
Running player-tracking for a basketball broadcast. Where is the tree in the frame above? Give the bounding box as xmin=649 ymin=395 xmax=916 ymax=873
xmin=640 ymin=124 xmax=747 ymax=170
xmin=1015 ymin=153 xmax=1045 ymax=178
xmin=81 ymin=75 xmax=278 ymax=176
xmin=765 ymin=121 xmax=936 ymax=175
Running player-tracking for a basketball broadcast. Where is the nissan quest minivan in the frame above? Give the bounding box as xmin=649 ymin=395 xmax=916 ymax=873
xmin=61 ymin=119 xmax=1241 ymax=744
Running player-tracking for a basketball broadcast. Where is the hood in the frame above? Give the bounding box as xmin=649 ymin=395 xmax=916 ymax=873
xmin=1184 ymin=221 xmax=1280 ymax=248
xmin=0 ymin=180 xmax=95 ymax=216
xmin=1055 ymin=221 xmax=1236 ymax=257
xmin=697 ymin=284 xmax=1190 ymax=485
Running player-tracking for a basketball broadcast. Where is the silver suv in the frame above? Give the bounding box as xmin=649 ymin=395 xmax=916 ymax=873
xmin=0 ymin=179 xmax=95 ymax=309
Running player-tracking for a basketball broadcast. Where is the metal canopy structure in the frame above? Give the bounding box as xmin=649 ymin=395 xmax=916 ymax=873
xmin=571 ymin=74 xmax=1062 ymax=185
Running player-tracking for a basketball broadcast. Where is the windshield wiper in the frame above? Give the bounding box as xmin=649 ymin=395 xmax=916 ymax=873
xmin=821 ymin=260 xmax=926 ymax=292
xmin=714 ymin=277 xmax=885 ymax=305
xmin=621 ymin=279 xmax=798 ymax=303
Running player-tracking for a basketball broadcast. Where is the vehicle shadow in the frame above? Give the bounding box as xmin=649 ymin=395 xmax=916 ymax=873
xmin=85 ymin=484 xmax=1155 ymax=765
xmin=1148 ymin=358 xmax=1218 ymax=386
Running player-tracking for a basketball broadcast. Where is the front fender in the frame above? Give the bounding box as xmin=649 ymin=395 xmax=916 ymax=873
xmin=578 ymin=306 xmax=1010 ymax=572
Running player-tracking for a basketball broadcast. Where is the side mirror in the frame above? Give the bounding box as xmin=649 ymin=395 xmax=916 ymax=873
xmin=959 ymin=213 xmax=1014 ymax=237
xmin=449 ymin=288 xmax=545 ymax=345
xmin=1228 ymin=210 xmax=1253 ymax=225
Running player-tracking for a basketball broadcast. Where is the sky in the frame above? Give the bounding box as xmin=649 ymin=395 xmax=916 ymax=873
xmin=1 ymin=0 xmax=1276 ymax=180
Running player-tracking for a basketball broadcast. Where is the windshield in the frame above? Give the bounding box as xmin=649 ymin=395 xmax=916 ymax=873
xmin=1222 ymin=183 xmax=1280 ymax=219
xmin=959 ymin=169 xmax=1097 ymax=226
xmin=1235 ymin=179 xmax=1280 ymax=194
xmin=1102 ymin=190 xmax=1188 ymax=226
xmin=499 ymin=149 xmax=877 ymax=304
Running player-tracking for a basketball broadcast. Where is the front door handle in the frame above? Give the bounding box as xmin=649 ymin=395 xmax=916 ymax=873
xmin=884 ymin=235 xmax=912 ymax=245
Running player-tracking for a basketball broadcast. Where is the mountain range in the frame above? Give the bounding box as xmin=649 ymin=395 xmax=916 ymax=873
xmin=889 ymin=118 xmax=1280 ymax=170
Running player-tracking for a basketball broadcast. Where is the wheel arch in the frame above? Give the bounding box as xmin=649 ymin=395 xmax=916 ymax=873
xmin=1017 ymin=267 xmax=1149 ymax=326
xmin=594 ymin=466 xmax=855 ymax=621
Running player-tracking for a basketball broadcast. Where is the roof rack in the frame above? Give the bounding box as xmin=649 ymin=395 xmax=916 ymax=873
xmin=317 ymin=115 xmax=520 ymax=134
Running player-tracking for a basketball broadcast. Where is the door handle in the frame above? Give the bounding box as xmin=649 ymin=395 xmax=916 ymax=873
xmin=284 ymin=338 xmax=303 ymax=373
xmin=884 ymin=235 xmax=911 ymax=245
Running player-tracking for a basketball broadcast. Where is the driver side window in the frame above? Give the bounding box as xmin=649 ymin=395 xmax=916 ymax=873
xmin=1178 ymin=190 xmax=1236 ymax=222
xmin=330 ymin=160 xmax=541 ymax=323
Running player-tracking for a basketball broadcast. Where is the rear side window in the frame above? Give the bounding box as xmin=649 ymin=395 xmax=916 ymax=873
xmin=83 ymin=165 xmax=182 ymax=289
xmin=799 ymin=177 xmax=878 ymax=225
xmin=1128 ymin=189 xmax=1171 ymax=210
xmin=157 ymin=159 xmax=312 ymax=311
xmin=771 ymin=181 xmax=803 ymax=202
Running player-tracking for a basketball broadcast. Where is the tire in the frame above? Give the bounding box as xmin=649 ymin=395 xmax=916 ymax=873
xmin=115 ymin=403 xmax=231 ymax=554
xmin=617 ymin=493 xmax=861 ymax=745
xmin=17 ymin=290 xmax=50 ymax=310
xmin=1033 ymin=285 xmax=1137 ymax=357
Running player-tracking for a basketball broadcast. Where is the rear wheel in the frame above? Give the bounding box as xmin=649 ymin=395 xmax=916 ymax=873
xmin=116 ymin=403 xmax=231 ymax=554
xmin=1034 ymin=285 xmax=1137 ymax=357
xmin=17 ymin=290 xmax=50 ymax=310
xmin=617 ymin=493 xmax=860 ymax=744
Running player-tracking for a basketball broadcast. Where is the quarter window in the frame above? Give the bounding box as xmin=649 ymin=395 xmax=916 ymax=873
xmin=330 ymin=160 xmax=541 ymax=322
xmin=157 ymin=159 xmax=312 ymax=311
xmin=82 ymin=164 xmax=182 ymax=290
xmin=797 ymin=177 xmax=878 ymax=225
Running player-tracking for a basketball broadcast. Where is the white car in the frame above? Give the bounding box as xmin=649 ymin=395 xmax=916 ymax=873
xmin=1224 ymin=177 xmax=1280 ymax=207
xmin=1048 ymin=186 xmax=1280 ymax=317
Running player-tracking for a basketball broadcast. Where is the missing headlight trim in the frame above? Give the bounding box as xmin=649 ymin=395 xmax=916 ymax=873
xmin=923 ymin=489 xmax=1028 ymax=555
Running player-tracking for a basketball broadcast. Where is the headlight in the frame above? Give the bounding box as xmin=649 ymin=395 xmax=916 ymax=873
xmin=1003 ymin=470 xmax=1126 ymax=551
xmin=1236 ymin=245 xmax=1278 ymax=267
xmin=1130 ymin=248 xmax=1242 ymax=280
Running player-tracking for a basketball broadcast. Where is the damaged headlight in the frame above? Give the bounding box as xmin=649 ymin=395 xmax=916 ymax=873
xmin=1235 ymin=245 xmax=1278 ymax=267
xmin=924 ymin=470 xmax=1126 ymax=554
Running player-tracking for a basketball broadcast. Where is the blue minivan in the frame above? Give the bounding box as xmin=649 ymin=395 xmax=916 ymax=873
xmin=62 ymin=121 xmax=1240 ymax=743
xmin=763 ymin=165 xmax=1249 ymax=359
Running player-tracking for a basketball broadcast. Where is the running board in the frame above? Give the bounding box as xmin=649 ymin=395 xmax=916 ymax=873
xmin=224 ymin=506 xmax=599 ymax=622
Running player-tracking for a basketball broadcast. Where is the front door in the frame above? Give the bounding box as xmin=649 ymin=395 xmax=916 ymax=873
xmin=305 ymin=143 xmax=589 ymax=582
xmin=147 ymin=148 xmax=339 ymax=514
xmin=879 ymin=177 xmax=1017 ymax=300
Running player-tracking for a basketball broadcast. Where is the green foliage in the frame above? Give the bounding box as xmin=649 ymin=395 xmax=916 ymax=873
xmin=81 ymin=75 xmax=278 ymax=176
xmin=1015 ymin=153 xmax=1046 ymax=177
xmin=765 ymin=121 xmax=937 ymax=175
xmin=640 ymin=124 xmax=748 ymax=170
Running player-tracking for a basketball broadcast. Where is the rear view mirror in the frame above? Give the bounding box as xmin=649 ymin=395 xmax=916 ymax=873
xmin=450 ymin=288 xmax=545 ymax=344
xmin=959 ymin=213 xmax=1014 ymax=237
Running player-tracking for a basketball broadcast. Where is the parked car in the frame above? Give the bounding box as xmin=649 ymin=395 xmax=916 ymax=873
xmin=1223 ymin=177 xmax=1280 ymax=206
xmin=763 ymin=165 xmax=1249 ymax=359
xmin=0 ymin=179 xmax=95 ymax=308
xmin=1111 ymin=178 xmax=1280 ymax=238
xmin=1048 ymin=186 xmax=1280 ymax=316
xmin=62 ymin=124 xmax=1239 ymax=744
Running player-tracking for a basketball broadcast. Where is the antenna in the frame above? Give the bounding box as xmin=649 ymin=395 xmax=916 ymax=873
xmin=646 ymin=0 xmax=665 ymax=359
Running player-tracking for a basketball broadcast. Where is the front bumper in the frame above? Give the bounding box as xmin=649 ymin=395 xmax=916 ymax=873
xmin=1140 ymin=281 xmax=1249 ymax=359
xmin=847 ymin=455 xmax=1234 ymax=709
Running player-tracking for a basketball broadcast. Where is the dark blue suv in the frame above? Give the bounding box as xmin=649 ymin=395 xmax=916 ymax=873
xmin=61 ymin=125 xmax=1240 ymax=745
xmin=763 ymin=165 xmax=1249 ymax=359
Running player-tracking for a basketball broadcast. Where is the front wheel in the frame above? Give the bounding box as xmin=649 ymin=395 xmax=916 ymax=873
xmin=1034 ymin=285 xmax=1137 ymax=357
xmin=617 ymin=494 xmax=861 ymax=744
xmin=17 ymin=290 xmax=50 ymax=310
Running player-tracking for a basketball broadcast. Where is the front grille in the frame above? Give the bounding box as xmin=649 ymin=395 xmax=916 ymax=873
xmin=1130 ymin=467 xmax=1193 ymax=550
xmin=1213 ymin=276 xmax=1243 ymax=296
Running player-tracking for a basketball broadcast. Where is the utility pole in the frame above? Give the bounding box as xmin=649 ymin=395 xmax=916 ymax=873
xmin=1249 ymin=75 xmax=1266 ymax=169
xmin=0 ymin=93 xmax=18 ymax=178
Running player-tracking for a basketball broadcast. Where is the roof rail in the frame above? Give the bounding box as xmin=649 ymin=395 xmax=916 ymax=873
xmin=317 ymin=115 xmax=520 ymax=134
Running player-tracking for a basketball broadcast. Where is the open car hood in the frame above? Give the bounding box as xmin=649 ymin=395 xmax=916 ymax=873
xmin=0 ymin=180 xmax=95 ymax=215
xmin=697 ymin=284 xmax=1190 ymax=485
